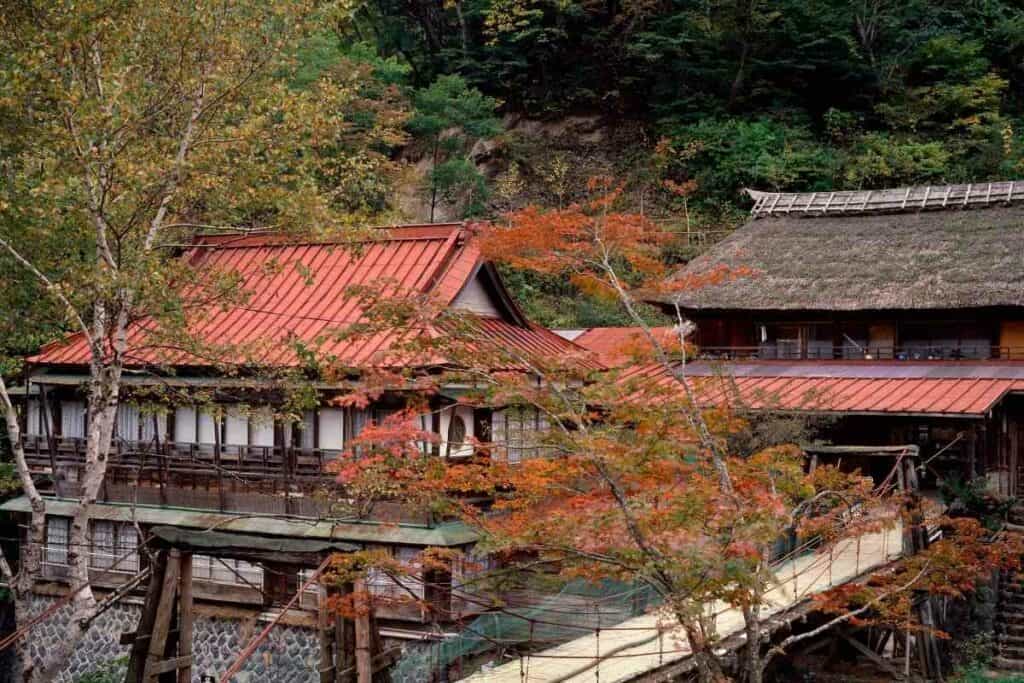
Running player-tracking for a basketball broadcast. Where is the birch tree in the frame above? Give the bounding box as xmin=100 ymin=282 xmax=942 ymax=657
xmin=0 ymin=2 xmax=408 ymax=680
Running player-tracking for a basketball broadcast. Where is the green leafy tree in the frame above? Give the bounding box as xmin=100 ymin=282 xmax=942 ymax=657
xmin=663 ymin=118 xmax=836 ymax=200
xmin=407 ymin=75 xmax=501 ymax=220
xmin=0 ymin=2 xmax=406 ymax=680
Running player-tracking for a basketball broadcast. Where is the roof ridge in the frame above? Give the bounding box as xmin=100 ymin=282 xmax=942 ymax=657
xmin=191 ymin=224 xmax=465 ymax=249
xmin=747 ymin=180 xmax=1024 ymax=218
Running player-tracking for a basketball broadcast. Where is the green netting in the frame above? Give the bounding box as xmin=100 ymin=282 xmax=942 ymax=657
xmin=390 ymin=579 xmax=661 ymax=683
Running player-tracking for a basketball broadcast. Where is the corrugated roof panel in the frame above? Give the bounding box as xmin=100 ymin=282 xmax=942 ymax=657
xmin=858 ymin=378 xmax=909 ymax=412
xmin=570 ymin=327 xmax=678 ymax=367
xmin=621 ymin=362 xmax=1024 ymax=416
xmin=923 ymin=378 xmax=975 ymax=413
xmin=29 ymin=226 xmax=598 ymax=372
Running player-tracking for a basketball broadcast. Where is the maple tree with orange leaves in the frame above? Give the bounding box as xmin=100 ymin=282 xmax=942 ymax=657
xmin=319 ymin=186 xmax=1020 ymax=683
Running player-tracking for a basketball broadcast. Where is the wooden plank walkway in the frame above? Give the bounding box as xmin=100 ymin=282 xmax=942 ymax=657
xmin=462 ymin=523 xmax=904 ymax=683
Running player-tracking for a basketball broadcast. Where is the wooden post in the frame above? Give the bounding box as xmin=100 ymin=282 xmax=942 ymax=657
xmin=338 ymin=582 xmax=356 ymax=683
xmin=916 ymin=598 xmax=942 ymax=679
xmin=214 ymin=414 xmax=225 ymax=512
xmin=144 ymin=549 xmax=181 ymax=682
xmin=354 ymin=579 xmax=372 ymax=683
xmin=127 ymin=549 xmax=167 ymax=683
xmin=430 ymin=400 xmax=441 ymax=457
xmin=318 ymin=584 xmax=334 ymax=683
xmin=178 ymin=552 xmax=193 ymax=683
xmin=39 ymin=384 xmax=62 ymax=497
xmin=966 ymin=424 xmax=978 ymax=479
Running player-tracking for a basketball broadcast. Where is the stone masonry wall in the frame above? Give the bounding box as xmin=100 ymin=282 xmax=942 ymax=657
xmin=17 ymin=594 xmax=322 ymax=683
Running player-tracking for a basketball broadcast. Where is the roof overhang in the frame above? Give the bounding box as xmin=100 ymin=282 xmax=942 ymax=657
xmin=620 ymin=361 xmax=1024 ymax=417
xmin=0 ymin=497 xmax=479 ymax=546
xmin=149 ymin=526 xmax=358 ymax=565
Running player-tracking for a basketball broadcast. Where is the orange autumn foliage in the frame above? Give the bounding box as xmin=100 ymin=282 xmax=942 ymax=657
xmin=317 ymin=185 xmax=1014 ymax=681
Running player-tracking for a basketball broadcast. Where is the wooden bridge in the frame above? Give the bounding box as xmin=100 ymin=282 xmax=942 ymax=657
xmin=462 ymin=522 xmax=907 ymax=683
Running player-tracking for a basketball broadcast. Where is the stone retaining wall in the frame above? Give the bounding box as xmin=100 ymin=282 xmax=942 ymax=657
xmin=16 ymin=594 xmax=321 ymax=683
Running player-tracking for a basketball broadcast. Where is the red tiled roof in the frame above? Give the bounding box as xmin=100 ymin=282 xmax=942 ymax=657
xmin=571 ymin=327 xmax=677 ymax=366
xmin=31 ymin=225 xmax=595 ymax=371
xmin=619 ymin=361 xmax=1024 ymax=416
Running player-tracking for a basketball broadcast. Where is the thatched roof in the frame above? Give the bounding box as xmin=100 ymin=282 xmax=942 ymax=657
xmin=663 ymin=185 xmax=1024 ymax=312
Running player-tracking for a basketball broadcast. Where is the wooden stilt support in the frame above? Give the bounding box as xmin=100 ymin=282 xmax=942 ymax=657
xmin=145 ymin=549 xmax=182 ymax=682
xmin=354 ymin=579 xmax=372 ymax=683
xmin=127 ymin=550 xmax=167 ymax=683
xmin=178 ymin=552 xmax=193 ymax=683
xmin=319 ymin=584 xmax=334 ymax=683
xmin=840 ymin=632 xmax=906 ymax=680
xmin=127 ymin=547 xmax=195 ymax=683
xmin=916 ymin=598 xmax=943 ymax=680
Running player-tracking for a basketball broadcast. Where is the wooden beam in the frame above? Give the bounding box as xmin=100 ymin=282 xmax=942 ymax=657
xmin=127 ymin=550 xmax=167 ymax=683
xmin=121 ymin=629 xmax=179 ymax=647
xmin=178 ymin=552 xmax=193 ymax=683
xmin=151 ymin=656 xmax=193 ymax=676
xmin=144 ymin=549 xmax=181 ymax=682
xmin=338 ymin=581 xmax=355 ymax=683
xmin=318 ymin=583 xmax=334 ymax=683
xmin=840 ymin=633 xmax=905 ymax=680
xmin=354 ymin=579 xmax=372 ymax=683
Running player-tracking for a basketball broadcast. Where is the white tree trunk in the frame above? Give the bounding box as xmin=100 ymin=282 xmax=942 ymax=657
xmin=0 ymin=377 xmax=49 ymax=682
xmin=0 ymin=322 xmax=126 ymax=682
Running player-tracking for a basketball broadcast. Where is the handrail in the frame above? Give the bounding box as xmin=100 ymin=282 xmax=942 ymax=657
xmin=19 ymin=435 xmax=341 ymax=477
xmin=696 ymin=344 xmax=1024 ymax=361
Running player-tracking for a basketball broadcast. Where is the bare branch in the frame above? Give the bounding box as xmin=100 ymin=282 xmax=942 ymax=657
xmin=764 ymin=559 xmax=932 ymax=668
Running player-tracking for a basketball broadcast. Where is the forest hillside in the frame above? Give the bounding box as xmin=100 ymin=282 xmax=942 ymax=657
xmin=328 ymin=0 xmax=1024 ymax=326
xmin=5 ymin=1 xmax=1024 ymax=352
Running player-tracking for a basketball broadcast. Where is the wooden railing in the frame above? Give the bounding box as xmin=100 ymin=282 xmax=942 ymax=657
xmin=696 ymin=345 xmax=1024 ymax=361
xmin=21 ymin=434 xmax=340 ymax=480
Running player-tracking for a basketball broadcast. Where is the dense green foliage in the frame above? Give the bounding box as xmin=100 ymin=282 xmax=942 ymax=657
xmin=324 ymin=0 xmax=1024 ymax=325
xmin=8 ymin=3 xmax=1024 ymax=339
xmin=343 ymin=0 xmax=1024 ymax=196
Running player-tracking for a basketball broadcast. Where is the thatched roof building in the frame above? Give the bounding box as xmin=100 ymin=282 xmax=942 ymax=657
xmin=661 ymin=181 xmax=1024 ymax=312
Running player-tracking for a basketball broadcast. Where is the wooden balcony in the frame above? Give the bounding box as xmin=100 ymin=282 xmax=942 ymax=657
xmin=22 ymin=434 xmax=339 ymax=479
xmin=19 ymin=430 xmax=503 ymax=526
xmin=21 ymin=435 xmax=430 ymax=523
xmin=696 ymin=344 xmax=1024 ymax=361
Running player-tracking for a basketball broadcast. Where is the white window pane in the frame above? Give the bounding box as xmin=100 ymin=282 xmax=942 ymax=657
xmin=26 ymin=399 xmax=42 ymax=436
xmin=211 ymin=558 xmax=236 ymax=583
xmin=299 ymin=568 xmax=321 ymax=608
xmin=299 ymin=411 xmax=316 ymax=450
xmin=350 ymin=408 xmax=368 ymax=440
xmin=193 ymin=554 xmax=263 ymax=587
xmin=46 ymin=517 xmax=69 ymax=566
xmin=91 ymin=521 xmax=115 ymax=569
xmin=491 ymin=409 xmax=507 ymax=460
xmin=174 ymin=407 xmax=197 ymax=443
xmin=395 ymin=547 xmax=424 ymax=599
xmin=139 ymin=411 xmax=166 ymax=443
xmin=224 ymin=407 xmax=248 ymax=446
xmin=250 ymin=407 xmax=274 ymax=447
xmin=192 ymin=555 xmax=213 ymax=580
xmin=491 ymin=407 xmax=545 ymax=464
xmin=236 ymin=560 xmax=263 ymax=586
xmin=318 ymin=408 xmax=344 ymax=452
xmin=116 ymin=404 xmax=140 ymax=441
xmin=197 ymin=409 xmax=216 ymax=444
xmin=61 ymin=401 xmax=86 ymax=439
xmin=117 ymin=524 xmax=139 ymax=573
